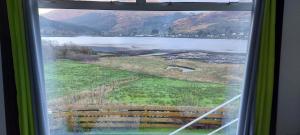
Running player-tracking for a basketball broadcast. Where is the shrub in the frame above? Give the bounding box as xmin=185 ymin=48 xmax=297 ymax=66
xmin=42 ymin=40 xmax=99 ymax=61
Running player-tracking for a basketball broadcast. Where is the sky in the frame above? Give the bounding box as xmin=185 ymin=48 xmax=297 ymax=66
xmin=39 ymin=9 xmax=55 ymax=15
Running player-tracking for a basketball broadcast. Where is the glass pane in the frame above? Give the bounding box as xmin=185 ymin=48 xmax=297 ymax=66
xmin=39 ymin=9 xmax=252 ymax=135
xmin=39 ymin=0 xmax=136 ymax=2
xmin=176 ymin=96 xmax=241 ymax=134
xmin=239 ymin=0 xmax=252 ymax=2
xmin=39 ymin=0 xmax=252 ymax=3
xmin=146 ymin=0 xmax=245 ymax=3
xmin=79 ymin=0 xmax=135 ymax=2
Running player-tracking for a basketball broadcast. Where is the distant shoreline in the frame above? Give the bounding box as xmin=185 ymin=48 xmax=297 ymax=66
xmin=42 ymin=36 xmax=248 ymax=53
xmin=41 ymin=35 xmax=248 ymax=40
xmin=47 ymin=44 xmax=247 ymax=64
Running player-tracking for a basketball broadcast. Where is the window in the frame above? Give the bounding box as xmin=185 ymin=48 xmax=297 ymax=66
xmin=38 ymin=0 xmax=254 ymax=134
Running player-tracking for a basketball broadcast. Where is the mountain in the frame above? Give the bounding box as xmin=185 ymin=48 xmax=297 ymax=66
xmin=39 ymin=16 xmax=100 ymax=36
xmin=65 ymin=11 xmax=117 ymax=32
xmin=40 ymin=10 xmax=251 ymax=39
xmin=170 ymin=12 xmax=251 ymax=36
xmin=41 ymin=10 xmax=94 ymax=21
xmin=60 ymin=11 xmax=188 ymax=36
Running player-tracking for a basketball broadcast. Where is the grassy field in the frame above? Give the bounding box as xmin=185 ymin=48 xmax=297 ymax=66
xmin=44 ymin=60 xmax=139 ymax=100
xmin=44 ymin=60 xmax=239 ymax=107
xmin=51 ymin=128 xmax=217 ymax=135
xmin=94 ymin=56 xmax=244 ymax=84
xmin=84 ymin=128 xmax=213 ymax=135
xmin=108 ymin=76 xmax=226 ymax=107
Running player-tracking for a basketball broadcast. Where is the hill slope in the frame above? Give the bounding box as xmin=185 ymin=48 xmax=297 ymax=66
xmin=40 ymin=10 xmax=251 ymax=39
xmin=39 ymin=16 xmax=100 ymax=36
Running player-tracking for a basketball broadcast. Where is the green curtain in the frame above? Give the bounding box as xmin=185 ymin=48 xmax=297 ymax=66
xmin=255 ymin=0 xmax=276 ymax=135
xmin=6 ymin=0 xmax=35 ymax=135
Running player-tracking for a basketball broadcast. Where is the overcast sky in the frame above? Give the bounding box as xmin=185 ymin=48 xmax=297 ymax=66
xmin=39 ymin=9 xmax=55 ymax=14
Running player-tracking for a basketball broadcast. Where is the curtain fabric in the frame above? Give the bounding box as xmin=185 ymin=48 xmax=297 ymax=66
xmin=255 ymin=0 xmax=276 ymax=134
xmin=6 ymin=0 xmax=35 ymax=135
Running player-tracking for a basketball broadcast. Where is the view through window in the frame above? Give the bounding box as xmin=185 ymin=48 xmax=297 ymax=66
xmin=39 ymin=8 xmax=252 ymax=135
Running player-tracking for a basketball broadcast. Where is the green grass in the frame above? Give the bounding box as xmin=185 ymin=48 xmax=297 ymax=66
xmin=45 ymin=60 xmax=237 ymax=107
xmin=52 ymin=128 xmax=217 ymax=135
xmin=108 ymin=76 xmax=227 ymax=107
xmin=44 ymin=60 xmax=139 ymax=99
xmin=85 ymin=128 xmax=213 ymax=135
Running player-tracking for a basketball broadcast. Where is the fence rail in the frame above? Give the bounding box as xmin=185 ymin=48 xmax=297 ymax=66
xmin=50 ymin=104 xmax=226 ymax=130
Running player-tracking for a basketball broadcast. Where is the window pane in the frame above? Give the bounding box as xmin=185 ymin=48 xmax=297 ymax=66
xmin=39 ymin=0 xmax=252 ymax=3
xmin=64 ymin=0 xmax=135 ymax=1
xmin=146 ymin=0 xmax=251 ymax=3
xmin=40 ymin=0 xmax=136 ymax=2
xmin=147 ymin=0 xmax=234 ymax=2
xmin=39 ymin=9 xmax=252 ymax=135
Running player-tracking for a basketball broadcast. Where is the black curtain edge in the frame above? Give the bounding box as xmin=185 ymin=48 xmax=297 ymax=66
xmin=270 ymin=0 xmax=285 ymax=134
xmin=0 ymin=0 xmax=21 ymax=134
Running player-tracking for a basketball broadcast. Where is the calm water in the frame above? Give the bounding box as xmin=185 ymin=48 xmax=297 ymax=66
xmin=42 ymin=36 xmax=249 ymax=53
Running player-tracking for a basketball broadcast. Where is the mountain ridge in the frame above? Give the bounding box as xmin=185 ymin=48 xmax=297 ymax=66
xmin=40 ymin=10 xmax=251 ymax=39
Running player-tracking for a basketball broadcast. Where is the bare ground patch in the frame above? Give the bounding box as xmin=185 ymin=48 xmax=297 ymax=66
xmin=90 ymin=56 xmax=244 ymax=84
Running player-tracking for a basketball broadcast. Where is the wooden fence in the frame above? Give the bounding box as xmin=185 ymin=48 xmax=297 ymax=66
xmin=50 ymin=105 xmax=225 ymax=130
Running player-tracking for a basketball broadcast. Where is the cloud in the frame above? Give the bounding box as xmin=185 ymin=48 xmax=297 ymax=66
xmin=39 ymin=9 xmax=55 ymax=15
